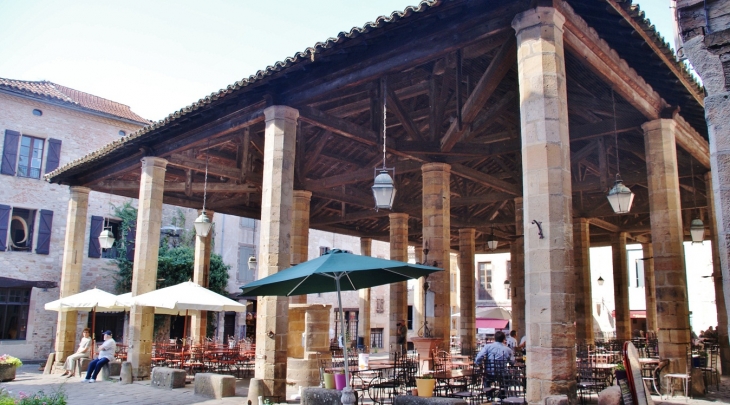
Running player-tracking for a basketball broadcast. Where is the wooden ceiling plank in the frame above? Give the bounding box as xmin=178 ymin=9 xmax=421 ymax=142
xmin=387 ymin=85 xmax=425 ymax=142
xmin=304 ymin=160 xmax=422 ymax=191
xmin=168 ymin=153 xmax=241 ymax=180
xmin=450 ymin=163 xmax=520 ymax=195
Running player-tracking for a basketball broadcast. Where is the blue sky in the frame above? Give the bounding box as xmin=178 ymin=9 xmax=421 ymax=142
xmin=0 ymin=0 xmax=675 ymax=121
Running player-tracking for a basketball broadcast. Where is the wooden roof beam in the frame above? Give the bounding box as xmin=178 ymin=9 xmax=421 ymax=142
xmin=304 ymin=160 xmax=422 ymax=192
xmin=96 ymin=180 xmax=258 ymax=194
xmin=440 ymin=37 xmax=516 ymax=152
xmin=560 ymin=2 xmax=666 ymax=121
xmin=450 ymin=163 xmax=520 ymax=195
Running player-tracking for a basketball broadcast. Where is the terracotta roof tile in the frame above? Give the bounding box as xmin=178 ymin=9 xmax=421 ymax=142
xmin=0 ymin=78 xmax=150 ymax=124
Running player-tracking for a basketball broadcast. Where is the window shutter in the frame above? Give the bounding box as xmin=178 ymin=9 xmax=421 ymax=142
xmin=125 ymin=225 xmax=136 ymax=261
xmin=88 ymin=215 xmax=103 ymax=258
xmin=35 ymin=210 xmax=54 ymax=254
xmin=0 ymin=205 xmax=10 ymax=251
xmin=1 ymin=130 xmax=20 ymax=176
xmin=44 ymin=139 xmax=62 ymax=174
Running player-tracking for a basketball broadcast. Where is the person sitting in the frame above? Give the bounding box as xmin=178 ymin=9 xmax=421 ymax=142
xmin=60 ymin=328 xmax=91 ymax=377
xmin=83 ymin=330 xmax=116 ymax=382
xmin=506 ymin=330 xmax=518 ymax=350
xmin=475 ymin=330 xmax=514 ymax=381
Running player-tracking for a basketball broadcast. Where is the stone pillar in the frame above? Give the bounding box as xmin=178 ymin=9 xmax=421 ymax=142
xmin=414 ymin=246 xmax=425 ymax=335
xmin=191 ymin=209 xmax=214 ymax=344
xmin=54 ymin=186 xmax=91 ymax=364
xmin=421 ymin=163 xmax=451 ymax=349
xmin=458 ymin=228 xmax=476 ymax=353
xmin=574 ymin=218 xmax=593 ymax=344
xmin=290 ymin=190 xmax=312 ymax=305
xmin=642 ymin=243 xmax=658 ymax=334
xmin=513 ymin=7 xmax=576 ymax=403
xmin=389 ymin=213 xmax=409 ymax=350
xmin=251 ymin=105 xmax=298 ymax=399
xmin=682 ymin=35 xmax=730 ymax=353
xmin=358 ymin=238 xmax=372 ymax=350
xmin=642 ymin=118 xmax=691 ymax=373
xmin=705 ymin=171 xmax=730 ymax=374
xmin=128 ymin=156 xmax=167 ymax=379
xmin=612 ymin=232 xmax=630 ymax=341
xmin=511 ymin=197 xmax=526 ymax=341
xmin=286 ymin=304 xmax=332 ymax=387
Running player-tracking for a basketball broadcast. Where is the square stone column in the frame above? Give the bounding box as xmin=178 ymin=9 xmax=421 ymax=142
xmin=612 ymin=232 xmax=630 ymax=341
xmin=705 ymin=171 xmax=730 ymax=373
xmin=421 ymin=163 xmax=451 ymax=349
xmin=389 ymin=213 xmax=409 ymax=349
xmin=513 ymin=7 xmax=576 ymax=403
xmin=642 ymin=118 xmax=690 ymax=372
xmin=358 ymin=237 xmax=372 ymax=350
xmin=458 ymin=228 xmax=476 ymax=353
xmin=55 ymin=186 xmax=91 ymax=364
xmin=511 ymin=197 xmax=525 ymax=341
xmin=642 ymin=242 xmax=658 ymax=334
xmin=574 ymin=218 xmax=593 ymax=344
xmin=290 ymin=190 xmax=312 ymax=305
xmin=128 ymin=156 xmax=167 ymax=379
xmin=252 ymin=105 xmax=298 ymax=399
xmin=191 ymin=209 xmax=214 ymax=344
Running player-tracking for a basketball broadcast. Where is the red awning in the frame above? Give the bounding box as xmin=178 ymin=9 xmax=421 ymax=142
xmin=610 ymin=310 xmax=646 ymax=319
xmin=475 ymin=319 xmax=510 ymax=329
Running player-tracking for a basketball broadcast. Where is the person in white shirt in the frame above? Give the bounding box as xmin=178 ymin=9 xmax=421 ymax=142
xmin=506 ymin=330 xmax=518 ymax=350
xmin=60 ymin=328 xmax=91 ymax=377
xmin=84 ymin=330 xmax=116 ymax=382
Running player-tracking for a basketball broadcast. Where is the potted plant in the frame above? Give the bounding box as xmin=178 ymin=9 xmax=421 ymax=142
xmin=0 ymin=354 xmax=22 ymax=382
xmin=323 ymin=371 xmax=336 ymax=389
xmin=334 ymin=369 xmax=347 ymax=390
xmin=415 ymin=373 xmax=436 ymax=397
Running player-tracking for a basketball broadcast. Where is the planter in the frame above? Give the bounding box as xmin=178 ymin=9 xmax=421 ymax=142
xmin=615 ymin=369 xmax=627 ymax=383
xmin=0 ymin=364 xmax=17 ymax=382
xmin=334 ymin=373 xmax=347 ymax=390
xmin=323 ymin=372 xmax=336 ymax=389
xmin=415 ymin=378 xmax=436 ymax=397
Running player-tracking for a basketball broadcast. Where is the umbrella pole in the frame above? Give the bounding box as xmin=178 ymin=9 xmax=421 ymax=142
xmin=91 ymin=308 xmax=96 ymax=359
xmin=335 ymin=276 xmax=355 ymax=405
xmin=182 ymin=310 xmax=188 ymax=369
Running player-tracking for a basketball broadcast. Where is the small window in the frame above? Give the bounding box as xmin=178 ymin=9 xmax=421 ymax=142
xmin=32 ymin=109 xmax=42 ymax=116
xmin=370 ymin=328 xmax=384 ymax=348
xmin=319 ymin=247 xmax=330 ymax=256
xmin=17 ymin=136 xmax=44 ymax=179
xmin=118 ymin=130 xmax=126 ymax=136
xmin=9 ymin=208 xmax=35 ymax=252
xmin=375 ymin=298 xmax=385 ymax=313
xmin=239 ymin=217 xmax=255 ymax=228
xmin=0 ymin=288 xmax=30 ymax=339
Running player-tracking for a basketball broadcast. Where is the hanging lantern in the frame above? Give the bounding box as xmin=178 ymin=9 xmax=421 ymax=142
xmin=503 ymin=279 xmax=511 ymax=288
xmin=487 ymin=228 xmax=498 ymax=250
xmin=690 ymin=218 xmax=705 ymax=244
xmin=372 ymin=169 xmax=396 ymax=210
xmin=98 ymin=227 xmax=115 ymax=249
xmin=248 ymin=255 xmax=257 ymax=271
xmin=607 ymin=176 xmax=635 ymax=214
xmin=194 ymin=211 xmax=212 ymax=237
xmin=597 ymin=276 xmax=605 ymax=286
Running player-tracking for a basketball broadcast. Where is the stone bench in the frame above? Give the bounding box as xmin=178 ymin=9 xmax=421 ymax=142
xmin=194 ymin=373 xmax=235 ymax=399
xmin=301 ymin=388 xmax=359 ymax=405
xmin=394 ymin=397 xmax=467 ymax=405
xmin=78 ymin=358 xmax=121 ymax=379
xmin=151 ymin=367 xmax=187 ymax=389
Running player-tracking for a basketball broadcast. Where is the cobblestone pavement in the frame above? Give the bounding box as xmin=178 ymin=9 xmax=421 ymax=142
xmin=4 ymin=363 xmax=730 ymax=405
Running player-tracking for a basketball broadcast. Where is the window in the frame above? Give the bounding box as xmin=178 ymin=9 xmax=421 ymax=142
xmin=238 ymin=245 xmax=256 ymax=283
xmin=370 ymin=328 xmax=384 ymax=348
xmin=17 ymin=136 xmax=44 ymax=179
xmin=407 ymin=306 xmax=413 ymax=330
xmin=239 ymin=217 xmax=255 ymax=228
xmin=319 ymin=247 xmax=330 ymax=256
xmin=477 ymin=262 xmax=493 ymax=300
xmin=0 ymin=288 xmax=30 ymax=340
xmin=9 ymin=208 xmax=35 ymax=252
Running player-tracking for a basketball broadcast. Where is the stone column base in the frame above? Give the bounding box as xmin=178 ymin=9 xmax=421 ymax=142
xmin=287 ymin=357 xmax=321 ymax=387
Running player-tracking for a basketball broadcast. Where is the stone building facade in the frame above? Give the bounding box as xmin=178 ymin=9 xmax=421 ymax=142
xmin=0 ymin=79 xmax=148 ymax=359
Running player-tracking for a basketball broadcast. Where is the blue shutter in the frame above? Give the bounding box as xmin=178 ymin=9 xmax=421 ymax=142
xmin=125 ymin=225 xmax=136 ymax=261
xmin=0 ymin=205 xmax=10 ymax=251
xmin=44 ymin=139 xmax=62 ymax=174
xmin=1 ymin=130 xmax=20 ymax=176
xmin=35 ymin=210 xmax=53 ymax=255
xmin=88 ymin=215 xmax=103 ymax=258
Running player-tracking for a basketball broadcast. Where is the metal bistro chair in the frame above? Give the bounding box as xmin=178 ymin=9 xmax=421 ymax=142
xmin=577 ymin=358 xmax=607 ymax=405
xmin=498 ymin=364 xmax=526 ymax=405
xmin=452 ymin=360 xmax=496 ymax=405
xmin=699 ymin=345 xmax=719 ymax=391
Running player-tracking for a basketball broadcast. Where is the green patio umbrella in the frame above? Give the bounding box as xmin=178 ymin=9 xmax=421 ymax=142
xmin=240 ymin=249 xmax=441 ymax=404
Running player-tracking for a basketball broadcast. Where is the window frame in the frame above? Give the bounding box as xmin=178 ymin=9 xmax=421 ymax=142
xmin=16 ymin=135 xmax=45 ymax=179
xmin=0 ymin=287 xmax=31 ymax=340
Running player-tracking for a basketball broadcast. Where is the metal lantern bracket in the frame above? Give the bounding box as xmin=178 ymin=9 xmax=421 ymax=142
xmin=531 ymin=220 xmax=544 ymax=239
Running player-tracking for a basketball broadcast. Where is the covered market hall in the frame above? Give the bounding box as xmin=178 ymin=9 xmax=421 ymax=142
xmin=45 ymin=0 xmax=715 ymax=403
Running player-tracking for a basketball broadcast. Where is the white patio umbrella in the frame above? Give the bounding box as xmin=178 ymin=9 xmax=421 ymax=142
xmin=123 ymin=281 xmax=246 ymax=347
xmin=476 ymin=307 xmax=512 ymax=320
xmin=45 ymin=287 xmax=125 ymax=357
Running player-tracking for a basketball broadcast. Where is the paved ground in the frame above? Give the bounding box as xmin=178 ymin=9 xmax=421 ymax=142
xmin=2 ymin=362 xmax=730 ymax=405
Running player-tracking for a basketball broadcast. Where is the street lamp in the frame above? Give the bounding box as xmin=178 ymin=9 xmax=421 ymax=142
xmin=372 ymin=80 xmax=396 ymax=210
xmin=597 ymin=276 xmax=605 ymax=286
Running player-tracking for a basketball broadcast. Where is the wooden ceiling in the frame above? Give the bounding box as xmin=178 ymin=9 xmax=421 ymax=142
xmin=50 ymin=0 xmax=709 ymax=251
